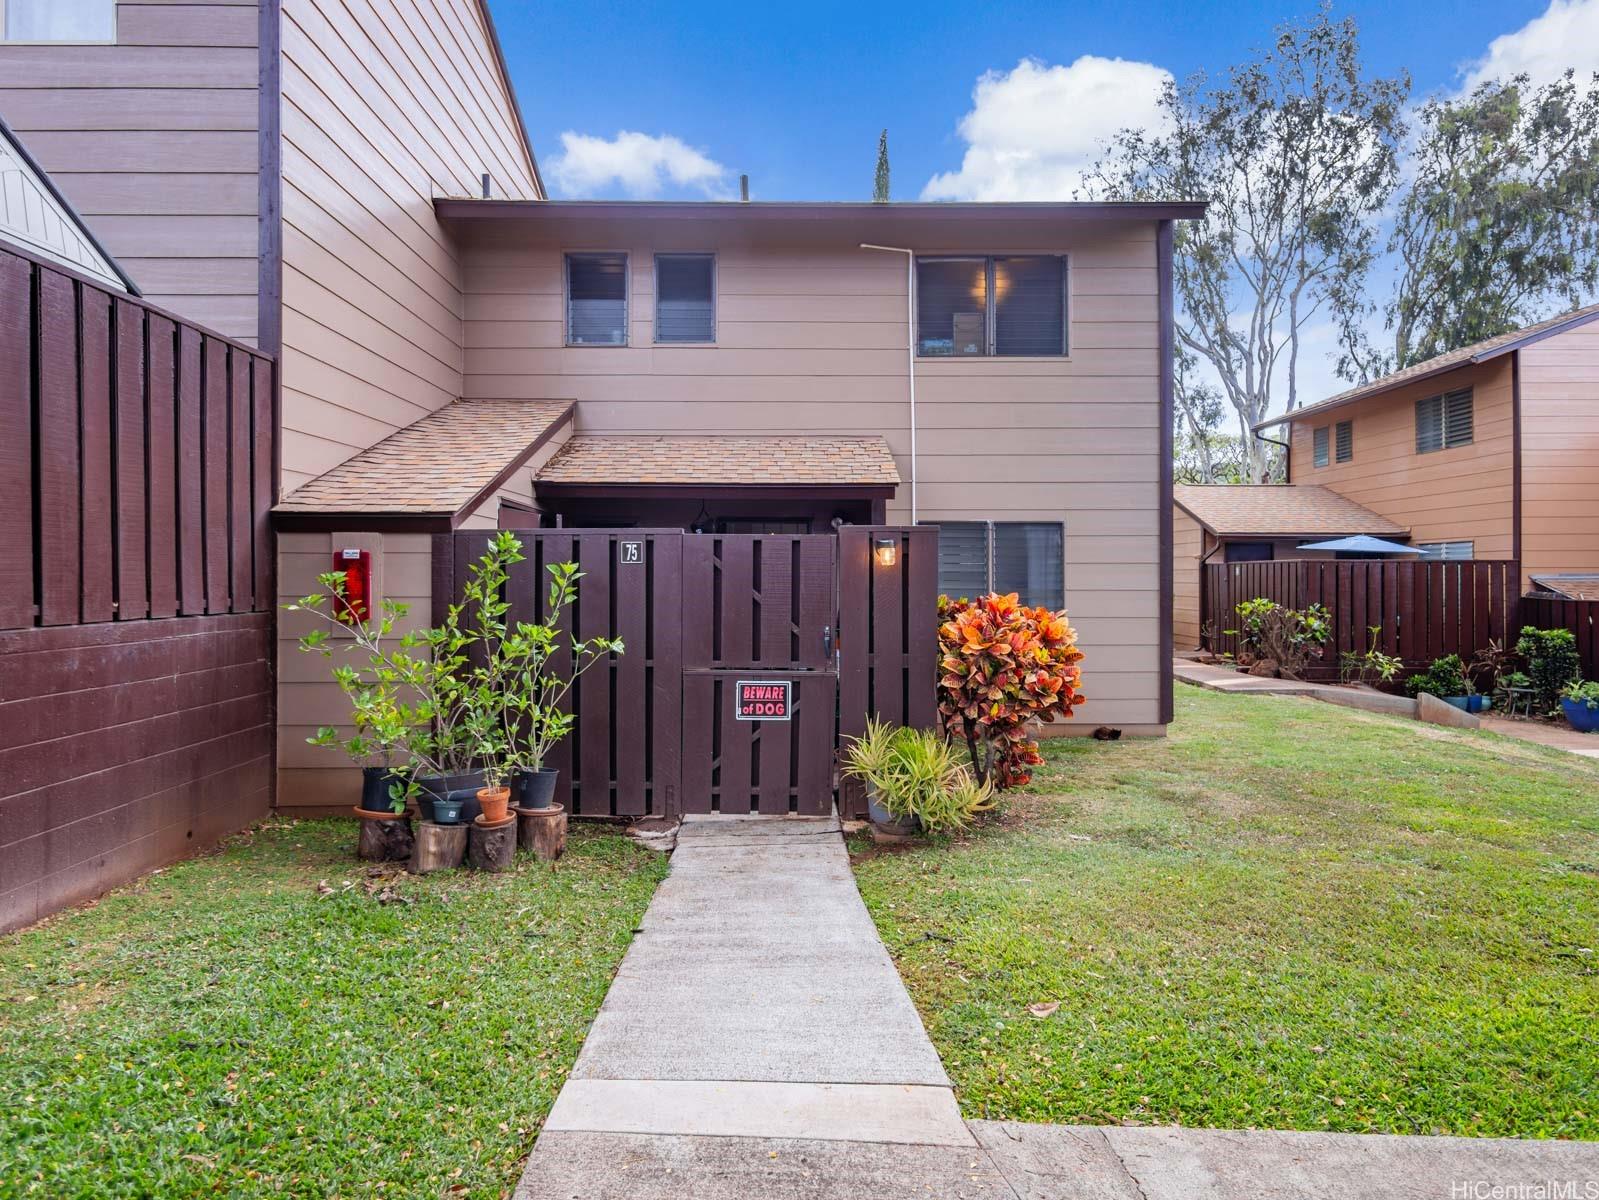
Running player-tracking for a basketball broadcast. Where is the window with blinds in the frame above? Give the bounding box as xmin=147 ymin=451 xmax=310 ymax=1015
xmin=1335 ymin=419 xmax=1353 ymax=463
xmin=927 ymin=521 xmax=1064 ymax=610
xmin=1415 ymin=388 xmax=1473 ymax=454
xmin=566 ymin=253 xmax=627 ymax=345
xmin=1313 ymin=426 xmax=1330 ymax=468
xmin=655 ymin=254 xmax=714 ymax=343
xmin=915 ymin=256 xmax=1066 ymax=357
xmin=1417 ymin=541 xmax=1474 ymax=561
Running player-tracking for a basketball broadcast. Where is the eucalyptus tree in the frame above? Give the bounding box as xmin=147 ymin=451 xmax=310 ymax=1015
xmin=1091 ymin=9 xmax=1408 ymax=480
xmin=874 ymin=129 xmax=890 ymax=202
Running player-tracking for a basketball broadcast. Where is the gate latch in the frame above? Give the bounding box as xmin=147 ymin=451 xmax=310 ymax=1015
xmin=822 ymin=623 xmax=834 ymax=659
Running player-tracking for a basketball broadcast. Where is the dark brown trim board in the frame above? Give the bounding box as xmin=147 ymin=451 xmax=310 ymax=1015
xmin=257 ymin=0 xmax=283 ymax=364
xmin=533 ymin=483 xmax=897 ymax=501
xmin=1511 ymin=348 xmax=1523 ymax=566
xmin=437 ymin=198 xmax=1211 ymax=224
xmin=1157 ymin=219 xmax=1175 ymax=725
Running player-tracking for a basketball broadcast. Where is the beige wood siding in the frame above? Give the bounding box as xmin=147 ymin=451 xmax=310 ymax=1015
xmin=278 ymin=0 xmax=541 ymax=492
xmin=1172 ymin=506 xmax=1203 ymax=652
xmin=1286 ymin=356 xmax=1515 ymax=559
xmin=1518 ymin=323 xmax=1599 ymax=587
xmin=0 ymin=1 xmax=261 ymax=340
xmin=458 ymin=216 xmax=1165 ymax=728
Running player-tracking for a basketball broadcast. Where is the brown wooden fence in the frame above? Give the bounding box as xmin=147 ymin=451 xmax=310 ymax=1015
xmin=1201 ymin=559 xmax=1522 ymax=678
xmin=1521 ymin=593 xmax=1599 ymax=680
xmin=435 ymin=524 xmax=937 ymax=822
xmin=0 ymin=246 xmax=276 ymax=933
xmin=0 ymin=248 xmax=275 ymax=630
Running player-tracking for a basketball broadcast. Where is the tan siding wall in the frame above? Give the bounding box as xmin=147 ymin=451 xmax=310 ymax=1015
xmin=1518 ymin=324 xmax=1599 ymax=587
xmin=278 ymin=0 xmax=541 ymax=492
xmin=459 ymin=218 xmax=1165 ymax=728
xmin=1287 ymin=356 xmax=1515 ymax=559
xmin=1172 ymin=507 xmax=1203 ymax=652
xmin=277 ymin=531 xmax=433 ymax=812
xmin=0 ymin=1 xmax=261 ymax=341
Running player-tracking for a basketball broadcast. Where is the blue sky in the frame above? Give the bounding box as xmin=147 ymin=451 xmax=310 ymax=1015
xmin=488 ymin=0 xmax=1577 ymax=202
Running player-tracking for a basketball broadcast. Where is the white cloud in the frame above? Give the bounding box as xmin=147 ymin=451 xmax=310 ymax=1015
xmin=1460 ymin=0 xmax=1599 ymax=91
xmin=548 ymin=131 xmax=731 ymax=199
xmin=921 ymin=56 xmax=1172 ymax=201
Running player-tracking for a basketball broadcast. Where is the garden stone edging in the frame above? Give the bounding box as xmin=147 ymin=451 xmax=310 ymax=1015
xmin=1416 ymin=692 xmax=1481 ymax=730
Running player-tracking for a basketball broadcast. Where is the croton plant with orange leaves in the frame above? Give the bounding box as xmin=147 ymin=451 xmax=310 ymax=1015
xmin=936 ymin=592 xmax=1085 ymax=789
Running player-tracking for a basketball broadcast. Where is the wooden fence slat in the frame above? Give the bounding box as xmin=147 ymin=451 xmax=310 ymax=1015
xmin=757 ymin=711 xmax=792 ymax=815
xmin=871 ymin=534 xmax=905 ymax=724
xmin=0 ymin=253 xmax=33 ymax=629
xmin=228 ymin=347 xmax=252 ymax=611
xmin=651 ymin=534 xmax=683 ymax=818
xmin=201 ymin=338 xmax=229 ymax=614
xmin=176 ymin=326 xmax=203 ymax=616
xmin=114 ymin=300 xmax=148 ymax=620
xmin=37 ymin=271 xmax=80 ymax=627
xmin=759 ymin=536 xmax=794 ymax=667
xmin=614 ymin=535 xmax=647 ymax=817
xmin=543 ymin=533 xmax=575 ymax=812
xmin=797 ymin=536 xmax=833 ymax=670
xmin=79 ymin=289 xmax=115 ymax=624
xmin=576 ymin=533 xmax=612 ymax=817
xmin=719 ymin=678 xmax=753 ymax=815
xmin=681 ymin=674 xmax=713 ymax=814
xmin=796 ymin=674 xmax=836 ymax=816
xmin=720 ymin=536 xmax=754 ymax=668
xmin=905 ymin=528 xmax=939 ymax=728
xmin=146 ymin=317 xmax=178 ymax=618
xmin=250 ymin=357 xmax=273 ymax=612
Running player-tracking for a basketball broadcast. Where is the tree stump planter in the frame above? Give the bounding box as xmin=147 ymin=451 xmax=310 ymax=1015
xmin=410 ymin=821 xmax=468 ymax=874
xmin=468 ymin=814 xmax=517 ymax=872
xmin=515 ymin=803 xmax=566 ymax=862
xmin=354 ymin=808 xmax=415 ymax=862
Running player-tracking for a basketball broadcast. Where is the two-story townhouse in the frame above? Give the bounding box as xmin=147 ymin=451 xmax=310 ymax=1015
xmin=1 ymin=0 xmax=1199 ymax=831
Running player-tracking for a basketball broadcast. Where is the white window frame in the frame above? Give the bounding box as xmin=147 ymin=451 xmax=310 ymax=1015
xmin=563 ymin=251 xmax=629 ymax=348
xmin=1416 ymin=540 xmax=1474 ymax=561
xmin=914 ymin=254 xmax=1070 ymax=359
xmin=653 ymin=252 xmax=716 ymax=345
xmin=0 ymin=0 xmax=117 ymax=43
xmin=922 ymin=519 xmax=1067 ymax=610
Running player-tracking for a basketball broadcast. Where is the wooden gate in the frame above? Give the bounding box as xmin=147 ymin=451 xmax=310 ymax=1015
xmin=436 ymin=525 xmax=934 ymax=820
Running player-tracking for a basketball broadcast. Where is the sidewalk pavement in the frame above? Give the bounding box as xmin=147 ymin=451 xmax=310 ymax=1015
xmin=514 ymin=813 xmax=1599 ymax=1198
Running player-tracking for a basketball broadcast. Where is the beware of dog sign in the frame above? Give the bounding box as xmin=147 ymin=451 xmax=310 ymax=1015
xmin=735 ymin=680 xmax=792 ymax=721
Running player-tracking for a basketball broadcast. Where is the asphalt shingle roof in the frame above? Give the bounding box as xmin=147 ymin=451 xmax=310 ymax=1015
xmin=1174 ymin=484 xmax=1408 ymax=537
xmin=536 ymin=435 xmax=901 ymax=486
xmin=276 ymin=399 xmax=573 ymax=515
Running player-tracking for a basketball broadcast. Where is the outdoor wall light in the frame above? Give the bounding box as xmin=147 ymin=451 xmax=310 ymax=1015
xmin=873 ymin=537 xmax=898 ymax=567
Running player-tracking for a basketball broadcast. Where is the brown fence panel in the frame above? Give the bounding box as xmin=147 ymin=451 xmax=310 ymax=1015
xmin=1202 ymin=558 xmax=1521 ymax=679
xmin=0 ymin=252 xmax=31 ymax=629
xmin=1522 ymin=594 xmax=1599 ymax=680
xmin=837 ymin=526 xmax=938 ymax=819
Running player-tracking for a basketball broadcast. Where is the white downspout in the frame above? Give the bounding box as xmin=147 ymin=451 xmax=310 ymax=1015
xmin=859 ymin=243 xmax=916 ymax=523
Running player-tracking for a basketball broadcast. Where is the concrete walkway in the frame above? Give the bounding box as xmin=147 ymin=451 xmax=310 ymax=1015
xmin=515 ymin=812 xmax=1599 ymax=1198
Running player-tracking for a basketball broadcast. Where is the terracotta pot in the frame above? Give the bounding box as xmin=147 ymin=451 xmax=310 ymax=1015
xmin=477 ymin=785 xmax=511 ymax=825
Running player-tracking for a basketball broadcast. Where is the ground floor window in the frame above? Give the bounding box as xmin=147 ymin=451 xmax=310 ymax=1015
xmin=927 ymin=521 xmax=1064 ymax=609
xmin=1416 ymin=540 xmax=1474 ymax=561
xmin=1224 ymin=541 xmax=1274 ymax=563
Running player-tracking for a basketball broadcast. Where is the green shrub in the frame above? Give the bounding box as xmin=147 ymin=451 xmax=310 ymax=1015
xmin=1515 ymin=626 xmax=1582 ymax=713
xmin=1560 ymin=680 xmax=1599 ymax=711
xmin=842 ymin=718 xmax=995 ymax=834
xmin=1406 ymin=654 xmax=1469 ymax=699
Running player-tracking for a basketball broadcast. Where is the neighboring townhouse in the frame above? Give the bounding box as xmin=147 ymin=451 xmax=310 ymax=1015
xmin=1252 ymin=303 xmax=1599 ymax=590
xmin=1171 ymin=484 xmax=1407 ymax=651
xmin=0 ymin=0 xmax=1200 ymax=899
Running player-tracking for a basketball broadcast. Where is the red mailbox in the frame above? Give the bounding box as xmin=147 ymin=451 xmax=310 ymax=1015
xmin=333 ymin=548 xmax=371 ymax=624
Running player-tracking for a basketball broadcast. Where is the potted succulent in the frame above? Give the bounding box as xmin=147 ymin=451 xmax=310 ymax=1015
xmin=842 ymin=718 xmax=994 ymax=841
xmin=1559 ymin=681 xmax=1599 ymax=733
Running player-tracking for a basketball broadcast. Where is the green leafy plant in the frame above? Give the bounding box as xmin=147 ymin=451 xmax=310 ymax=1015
xmin=1560 ymin=680 xmax=1599 ymax=711
xmin=1406 ymin=654 xmax=1470 ymax=699
xmin=841 ymin=719 xmax=994 ymax=834
xmin=936 ymin=593 xmax=1086 ymax=790
xmin=1467 ymin=638 xmax=1517 ymax=696
xmin=1515 ymin=626 xmax=1582 ymax=714
xmin=1339 ymin=625 xmax=1403 ymax=687
xmin=1229 ymin=598 xmax=1332 ymax=679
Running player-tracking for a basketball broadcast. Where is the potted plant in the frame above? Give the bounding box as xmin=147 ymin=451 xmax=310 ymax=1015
xmin=495 ymin=561 xmax=622 ymax=811
xmin=1559 ymin=681 xmax=1599 ymax=733
xmin=842 ymin=719 xmax=994 ymax=840
xmin=1406 ymin=654 xmax=1487 ymax=712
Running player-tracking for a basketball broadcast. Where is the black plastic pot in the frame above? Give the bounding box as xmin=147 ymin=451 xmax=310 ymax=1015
xmin=512 ymin=768 xmax=559 ymax=810
xmin=359 ymin=767 xmax=408 ymax=815
xmin=413 ymin=770 xmax=486 ymax=824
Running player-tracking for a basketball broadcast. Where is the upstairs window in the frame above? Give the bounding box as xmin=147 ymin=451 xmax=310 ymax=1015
xmin=1313 ymin=426 xmax=1330 ymax=468
xmin=1416 ymin=388 xmax=1473 ymax=454
xmin=566 ymin=253 xmax=627 ymax=346
xmin=916 ymin=255 xmax=1066 ymax=357
xmin=3 ymin=0 xmax=114 ymax=40
xmin=929 ymin=520 xmax=1065 ymax=610
xmin=655 ymin=254 xmax=714 ymax=343
xmin=1335 ymin=419 xmax=1354 ymax=463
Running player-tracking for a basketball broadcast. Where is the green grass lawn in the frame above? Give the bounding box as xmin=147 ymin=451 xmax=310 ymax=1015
xmin=853 ymin=687 xmax=1599 ymax=1138
xmin=0 ymin=819 xmax=665 ymax=1198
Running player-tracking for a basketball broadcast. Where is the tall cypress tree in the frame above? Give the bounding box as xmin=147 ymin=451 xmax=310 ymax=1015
xmin=873 ymin=129 xmax=890 ymax=202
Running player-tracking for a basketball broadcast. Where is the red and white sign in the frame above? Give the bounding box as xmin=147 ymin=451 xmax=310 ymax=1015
xmin=735 ymin=679 xmax=792 ymax=721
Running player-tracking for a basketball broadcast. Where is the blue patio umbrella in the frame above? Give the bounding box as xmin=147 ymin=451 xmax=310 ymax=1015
xmin=1294 ymin=535 xmax=1419 ymax=555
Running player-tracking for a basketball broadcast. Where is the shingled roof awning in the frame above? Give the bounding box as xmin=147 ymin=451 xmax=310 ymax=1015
xmin=535 ymin=435 xmax=900 ymax=498
xmin=1174 ymin=484 xmax=1408 ymax=538
xmin=274 ymin=399 xmax=574 ymax=531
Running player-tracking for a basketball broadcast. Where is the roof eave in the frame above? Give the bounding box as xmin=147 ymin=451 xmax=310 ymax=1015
xmin=436 ymin=198 xmax=1210 ymax=223
xmin=535 ymin=482 xmax=897 ymax=500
